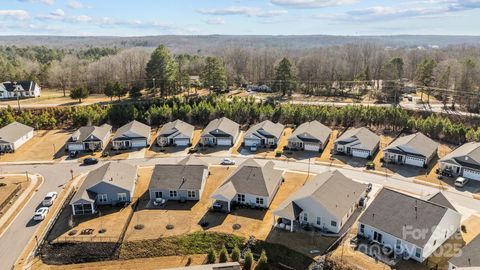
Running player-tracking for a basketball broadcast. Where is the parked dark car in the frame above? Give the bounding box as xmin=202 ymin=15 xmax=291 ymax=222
xmin=69 ymin=151 xmax=79 ymax=158
xmin=83 ymin=157 xmax=98 ymax=165
xmin=366 ymin=183 xmax=373 ymax=193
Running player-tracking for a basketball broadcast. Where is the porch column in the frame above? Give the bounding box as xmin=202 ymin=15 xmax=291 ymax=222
xmin=290 ymin=219 xmax=293 ymax=232
xmin=227 ymin=201 xmax=230 ymax=212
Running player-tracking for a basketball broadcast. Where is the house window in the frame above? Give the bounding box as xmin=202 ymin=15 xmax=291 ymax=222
xmin=360 ymin=224 xmax=365 ymax=233
xmin=117 ymin=193 xmax=127 ymax=202
xmin=415 ymin=248 xmax=421 ymax=258
xmin=256 ymin=197 xmax=264 ymax=205
xmin=154 ymin=191 xmax=163 ymax=198
xmin=187 ymin=190 xmax=196 ymax=198
xmin=97 ymin=194 xmax=108 ymax=203
xmin=303 ymin=212 xmax=308 ymax=222
xmin=237 ymin=194 xmax=245 ymax=203
xmin=170 ymin=190 xmax=177 ymax=198
xmin=316 ymin=217 xmax=321 ymax=226
xmin=331 ymin=220 xmax=337 ymax=227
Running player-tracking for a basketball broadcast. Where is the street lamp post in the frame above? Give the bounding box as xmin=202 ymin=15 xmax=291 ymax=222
xmin=13 ymin=81 xmax=22 ymax=110
xmin=152 ymin=78 xmax=156 ymax=90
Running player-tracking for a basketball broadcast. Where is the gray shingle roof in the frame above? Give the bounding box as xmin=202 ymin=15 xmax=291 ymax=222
xmin=0 ymin=121 xmax=33 ymax=144
xmin=212 ymin=159 xmax=283 ymax=199
xmin=273 ymin=170 xmax=366 ymax=220
xmin=201 ymin=117 xmax=239 ymax=138
xmin=148 ymin=155 xmax=208 ymax=191
xmin=424 ymin=192 xmax=457 ymax=212
xmin=71 ymin=162 xmax=137 ymax=203
xmin=158 ymin=119 xmax=194 ymax=138
xmin=113 ymin=120 xmax=150 ymax=140
xmin=384 ymin=132 xmax=438 ymax=158
xmin=359 ymin=188 xmax=459 ymax=247
xmin=289 ymin=120 xmax=331 ymax=144
xmin=70 ymin=124 xmax=112 ymax=143
xmin=440 ymin=142 xmax=480 ymax=170
xmin=449 ymin=234 xmax=480 ymax=268
xmin=244 ymin=120 xmax=284 ymax=140
xmin=335 ymin=127 xmax=380 ymax=152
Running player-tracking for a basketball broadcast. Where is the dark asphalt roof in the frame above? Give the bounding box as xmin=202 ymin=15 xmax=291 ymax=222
xmin=449 ymin=234 xmax=480 ymax=268
xmin=359 ymin=188 xmax=459 ymax=248
xmin=148 ymin=155 xmax=208 ymax=191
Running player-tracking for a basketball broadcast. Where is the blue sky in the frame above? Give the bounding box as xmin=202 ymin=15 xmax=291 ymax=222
xmin=1 ymin=0 xmax=480 ymax=36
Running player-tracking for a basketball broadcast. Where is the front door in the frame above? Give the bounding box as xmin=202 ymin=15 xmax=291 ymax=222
xmin=397 ymin=155 xmax=403 ymax=163
xmin=346 ymin=147 xmax=351 ymax=154
xmin=374 ymin=231 xmax=383 ymax=243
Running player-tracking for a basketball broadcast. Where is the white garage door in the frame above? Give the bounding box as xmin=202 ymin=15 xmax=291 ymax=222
xmin=244 ymin=138 xmax=260 ymax=147
xmin=175 ymin=138 xmax=190 ymax=146
xmin=304 ymin=143 xmax=320 ymax=152
xmin=132 ymin=139 xmax=147 ymax=148
xmin=352 ymin=149 xmax=369 ymax=158
xmin=68 ymin=143 xmax=84 ymax=151
xmin=463 ymin=169 xmax=480 ymax=181
xmin=405 ymin=156 xmax=425 ymax=167
xmin=217 ymin=138 xmax=232 ymax=146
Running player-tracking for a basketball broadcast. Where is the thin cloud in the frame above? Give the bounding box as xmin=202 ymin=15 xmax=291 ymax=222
xmin=197 ymin=6 xmax=287 ymax=17
xmin=204 ymin=17 xmax=226 ymax=25
xmin=18 ymin=0 xmax=54 ymax=5
xmin=0 ymin=10 xmax=30 ymax=20
xmin=68 ymin=0 xmax=85 ymax=9
xmin=271 ymin=0 xmax=358 ymax=8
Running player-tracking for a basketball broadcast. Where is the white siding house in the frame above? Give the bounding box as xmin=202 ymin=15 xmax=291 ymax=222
xmin=0 ymin=122 xmax=34 ymax=153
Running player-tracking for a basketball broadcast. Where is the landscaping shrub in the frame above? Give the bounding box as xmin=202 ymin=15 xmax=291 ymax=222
xmin=231 ymin=245 xmax=240 ymax=262
xmin=255 ymin=250 xmax=268 ymax=270
xmin=243 ymin=250 xmax=253 ymax=270
xmin=207 ymin=247 xmax=216 ymax=264
xmin=219 ymin=245 xmax=228 ymax=263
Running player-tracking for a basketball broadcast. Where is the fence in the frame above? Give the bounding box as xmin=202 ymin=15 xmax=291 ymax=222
xmin=51 ymin=235 xmax=118 ymax=243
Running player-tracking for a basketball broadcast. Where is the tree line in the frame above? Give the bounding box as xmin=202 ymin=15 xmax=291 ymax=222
xmin=0 ymin=95 xmax=479 ymax=145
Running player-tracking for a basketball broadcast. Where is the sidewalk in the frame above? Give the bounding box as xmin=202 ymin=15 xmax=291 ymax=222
xmin=0 ymin=173 xmax=42 ymax=238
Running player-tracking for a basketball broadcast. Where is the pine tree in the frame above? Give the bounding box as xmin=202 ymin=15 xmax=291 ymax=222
xmin=70 ymin=86 xmax=89 ymax=103
xmin=273 ymin=58 xmax=296 ymax=96
xmin=254 ymin=250 xmax=268 ymax=270
xmin=243 ymin=250 xmax=253 ymax=270
xmin=146 ymin=44 xmax=178 ymax=97
xmin=231 ymin=246 xmax=240 ymax=262
xmin=200 ymin=57 xmax=227 ymax=92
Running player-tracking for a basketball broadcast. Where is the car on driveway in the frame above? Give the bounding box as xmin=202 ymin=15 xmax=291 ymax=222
xmin=455 ymin=177 xmax=468 ymax=188
xmin=83 ymin=157 xmax=98 ymax=165
xmin=69 ymin=150 xmax=79 ymax=158
xmin=42 ymin=191 xmax=58 ymax=207
xmin=220 ymin=158 xmax=235 ymax=165
xmin=33 ymin=207 xmax=49 ymax=221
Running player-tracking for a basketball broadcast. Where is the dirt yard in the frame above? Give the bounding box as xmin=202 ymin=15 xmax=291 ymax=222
xmin=0 ymin=130 xmax=71 ymax=162
xmin=124 ymin=168 xmax=314 ymax=249
xmin=0 ymin=175 xmax=29 ymax=214
xmin=32 ymin=254 xmax=208 ymax=270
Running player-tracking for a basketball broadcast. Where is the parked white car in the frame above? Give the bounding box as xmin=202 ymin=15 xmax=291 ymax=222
xmin=455 ymin=177 xmax=468 ymax=188
xmin=221 ymin=158 xmax=235 ymax=165
xmin=33 ymin=207 xmax=49 ymax=221
xmin=42 ymin=191 xmax=58 ymax=207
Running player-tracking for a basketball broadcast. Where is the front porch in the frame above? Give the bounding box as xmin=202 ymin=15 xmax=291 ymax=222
xmin=112 ymin=139 xmax=132 ymax=150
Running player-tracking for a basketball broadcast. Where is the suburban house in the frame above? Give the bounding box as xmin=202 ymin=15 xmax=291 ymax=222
xmin=70 ymin=162 xmax=138 ymax=215
xmin=439 ymin=142 xmax=480 ymax=181
xmin=0 ymin=81 xmax=41 ymax=99
xmin=157 ymin=119 xmax=194 ymax=147
xmin=66 ymin=124 xmax=112 ymax=152
xmin=211 ymin=159 xmax=283 ymax=212
xmin=112 ymin=120 xmax=151 ymax=150
xmin=448 ymin=234 xmax=480 ymax=270
xmin=334 ymin=127 xmax=380 ymax=159
xmin=148 ymin=155 xmax=209 ymax=201
xmin=0 ymin=122 xmax=34 ymax=153
xmin=200 ymin=117 xmax=240 ymax=147
xmin=287 ymin=120 xmax=332 ymax=152
xmin=357 ymin=188 xmax=461 ymax=263
xmin=383 ymin=132 xmax=439 ymax=167
xmin=273 ymin=170 xmax=366 ymax=233
xmin=243 ymin=120 xmax=284 ymax=148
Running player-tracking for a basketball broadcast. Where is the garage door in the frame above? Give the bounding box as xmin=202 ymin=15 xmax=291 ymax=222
xmin=217 ymin=138 xmax=232 ymax=146
xmin=245 ymin=138 xmax=260 ymax=147
xmin=304 ymin=143 xmax=320 ymax=152
xmin=463 ymin=169 xmax=480 ymax=181
xmin=68 ymin=143 xmax=84 ymax=151
xmin=174 ymin=138 xmax=190 ymax=146
xmin=405 ymin=156 xmax=425 ymax=167
xmin=352 ymin=149 xmax=369 ymax=158
xmin=132 ymin=139 xmax=147 ymax=148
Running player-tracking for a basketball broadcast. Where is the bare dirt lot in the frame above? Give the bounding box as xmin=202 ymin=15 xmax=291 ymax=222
xmin=0 ymin=175 xmax=28 ymax=214
xmin=0 ymin=130 xmax=71 ymax=162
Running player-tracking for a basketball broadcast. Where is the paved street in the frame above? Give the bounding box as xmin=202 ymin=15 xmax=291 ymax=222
xmin=1 ymin=155 xmax=479 ymax=269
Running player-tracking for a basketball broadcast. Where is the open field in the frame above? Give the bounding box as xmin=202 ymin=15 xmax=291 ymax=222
xmin=0 ymin=89 xmax=112 ymax=107
xmin=0 ymin=130 xmax=71 ymax=162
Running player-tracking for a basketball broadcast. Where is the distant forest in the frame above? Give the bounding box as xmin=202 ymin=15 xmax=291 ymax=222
xmin=0 ymin=35 xmax=479 ymax=111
